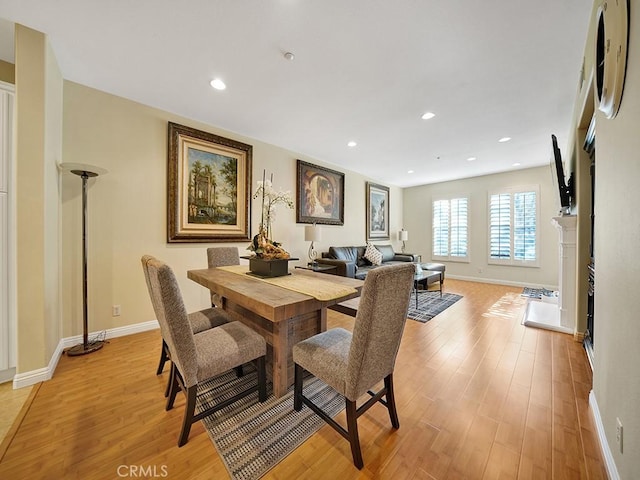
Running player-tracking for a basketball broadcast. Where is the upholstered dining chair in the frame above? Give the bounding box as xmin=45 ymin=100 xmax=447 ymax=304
xmin=145 ymin=255 xmax=267 ymax=447
xmin=293 ymin=263 xmax=414 ymax=469
xmin=141 ymin=256 xmax=232 ymax=380
xmin=206 ymin=247 xmax=240 ymax=308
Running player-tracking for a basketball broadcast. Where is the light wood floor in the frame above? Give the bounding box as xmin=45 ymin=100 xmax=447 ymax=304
xmin=0 ymin=280 xmax=607 ymax=479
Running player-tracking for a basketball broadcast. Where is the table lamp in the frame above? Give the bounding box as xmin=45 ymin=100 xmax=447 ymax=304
xmin=399 ymin=229 xmax=408 ymax=253
xmin=305 ymin=224 xmax=322 ymax=265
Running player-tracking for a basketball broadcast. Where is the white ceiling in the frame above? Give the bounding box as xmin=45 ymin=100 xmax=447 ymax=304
xmin=0 ymin=0 xmax=592 ymax=188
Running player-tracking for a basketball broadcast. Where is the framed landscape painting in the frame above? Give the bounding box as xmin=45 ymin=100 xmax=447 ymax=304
xmin=296 ymin=160 xmax=345 ymax=225
xmin=366 ymin=182 xmax=390 ymax=240
xmin=167 ymin=122 xmax=252 ymax=243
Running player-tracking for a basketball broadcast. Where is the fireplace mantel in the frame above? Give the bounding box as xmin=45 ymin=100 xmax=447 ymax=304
xmin=523 ymin=215 xmax=576 ymax=334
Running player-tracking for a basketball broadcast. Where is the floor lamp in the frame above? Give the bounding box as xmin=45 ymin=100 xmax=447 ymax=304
xmin=60 ymin=163 xmax=108 ymax=356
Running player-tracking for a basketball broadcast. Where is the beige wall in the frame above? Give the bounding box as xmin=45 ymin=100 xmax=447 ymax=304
xmin=587 ymin=0 xmax=640 ymax=476
xmin=403 ymin=166 xmax=560 ymax=288
xmin=61 ymin=81 xmax=404 ymax=338
xmin=14 ymin=25 xmax=63 ymax=372
xmin=0 ymin=60 xmax=14 ymax=84
xmin=44 ymin=40 xmax=63 ymax=359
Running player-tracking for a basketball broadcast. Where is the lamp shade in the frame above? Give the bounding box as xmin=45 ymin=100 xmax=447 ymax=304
xmin=399 ymin=230 xmax=408 ymax=241
xmin=305 ymin=225 xmax=322 ymax=242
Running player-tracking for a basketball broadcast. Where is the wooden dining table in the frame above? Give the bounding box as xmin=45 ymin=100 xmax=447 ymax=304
xmin=187 ymin=266 xmax=364 ymax=398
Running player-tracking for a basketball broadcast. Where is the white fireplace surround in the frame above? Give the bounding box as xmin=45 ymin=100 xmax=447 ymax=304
xmin=523 ymin=215 xmax=577 ymax=335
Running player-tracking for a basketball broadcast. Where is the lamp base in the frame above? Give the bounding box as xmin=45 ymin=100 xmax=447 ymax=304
xmin=66 ymin=341 xmax=105 ymax=356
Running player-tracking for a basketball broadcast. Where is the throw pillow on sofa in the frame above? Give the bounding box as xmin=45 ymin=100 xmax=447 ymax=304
xmin=364 ymin=243 xmax=383 ymax=266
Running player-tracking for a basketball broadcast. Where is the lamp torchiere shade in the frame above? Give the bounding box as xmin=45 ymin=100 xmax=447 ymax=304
xmin=305 ymin=224 xmax=322 ymax=263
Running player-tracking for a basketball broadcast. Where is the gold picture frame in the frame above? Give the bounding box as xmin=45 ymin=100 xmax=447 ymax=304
xmin=167 ymin=122 xmax=252 ymax=243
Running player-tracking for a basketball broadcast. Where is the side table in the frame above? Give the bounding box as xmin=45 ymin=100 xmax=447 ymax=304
xmin=294 ymin=264 xmax=337 ymax=274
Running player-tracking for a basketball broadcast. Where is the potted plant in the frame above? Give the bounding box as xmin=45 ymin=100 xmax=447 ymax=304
xmin=246 ymin=171 xmax=295 ymax=276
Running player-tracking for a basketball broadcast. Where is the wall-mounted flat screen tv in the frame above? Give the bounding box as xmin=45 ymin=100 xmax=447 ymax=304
xmin=551 ymin=134 xmax=572 ymax=209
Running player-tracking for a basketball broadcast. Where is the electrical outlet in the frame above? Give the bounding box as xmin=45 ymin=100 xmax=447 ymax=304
xmin=112 ymin=305 xmax=121 ymax=317
xmin=616 ymin=417 xmax=623 ymax=453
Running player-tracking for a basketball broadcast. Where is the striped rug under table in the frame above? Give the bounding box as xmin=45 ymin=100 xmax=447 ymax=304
xmin=197 ymin=366 xmax=343 ymax=480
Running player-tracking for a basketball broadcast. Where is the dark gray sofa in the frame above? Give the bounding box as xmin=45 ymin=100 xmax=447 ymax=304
xmin=317 ymin=244 xmax=445 ymax=281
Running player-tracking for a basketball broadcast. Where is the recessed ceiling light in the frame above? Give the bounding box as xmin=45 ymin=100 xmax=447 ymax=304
xmin=498 ymin=137 xmax=511 ymax=143
xmin=512 ymin=162 xmax=521 ymax=166
xmin=467 ymin=157 xmax=477 ymax=162
xmin=284 ymin=52 xmax=295 ymax=61
xmin=421 ymin=112 xmax=436 ymax=120
xmin=210 ymin=78 xmax=226 ymax=90
xmin=347 ymin=141 xmax=357 ymax=147
xmin=407 ymin=170 xmax=414 ymax=174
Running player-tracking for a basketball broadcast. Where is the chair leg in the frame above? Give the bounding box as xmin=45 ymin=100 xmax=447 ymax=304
xmin=166 ymin=364 xmax=179 ymax=411
xmin=294 ymin=363 xmax=304 ymax=411
xmin=178 ymin=385 xmax=197 ymax=447
xmin=164 ymin=360 xmax=175 ymax=398
xmin=156 ymin=339 xmax=169 ymax=375
xmin=345 ymin=399 xmax=364 ymax=469
xmin=384 ymin=374 xmax=400 ymax=429
xmin=256 ymin=356 xmax=267 ymax=402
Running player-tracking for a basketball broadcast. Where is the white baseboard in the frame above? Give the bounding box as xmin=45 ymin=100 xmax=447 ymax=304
xmin=0 ymin=367 xmax=16 ymax=384
xmin=447 ymin=274 xmax=557 ymax=290
xmin=589 ymin=390 xmax=620 ymax=480
xmin=12 ymin=320 xmax=159 ymax=389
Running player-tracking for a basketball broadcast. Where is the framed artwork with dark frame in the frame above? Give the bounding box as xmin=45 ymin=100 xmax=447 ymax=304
xmin=296 ymin=160 xmax=345 ymax=225
xmin=167 ymin=122 xmax=252 ymax=243
xmin=366 ymin=182 xmax=390 ymax=240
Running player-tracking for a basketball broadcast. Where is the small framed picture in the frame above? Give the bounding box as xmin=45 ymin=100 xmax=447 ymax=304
xmin=366 ymin=182 xmax=389 ymax=240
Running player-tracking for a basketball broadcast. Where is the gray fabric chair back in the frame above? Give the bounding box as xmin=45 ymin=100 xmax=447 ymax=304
xmin=207 ymin=247 xmax=240 ymax=307
xmin=207 ymin=247 xmax=240 ymax=268
xmin=145 ymin=256 xmax=199 ymax=387
xmin=141 ymin=255 xmax=162 ymax=323
xmin=346 ymin=263 xmax=414 ymax=399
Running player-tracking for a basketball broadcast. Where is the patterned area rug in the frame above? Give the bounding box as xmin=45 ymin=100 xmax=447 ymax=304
xmin=406 ymin=291 xmax=463 ymax=323
xmin=521 ymin=287 xmax=556 ymax=299
xmin=197 ymin=366 xmax=343 ymax=480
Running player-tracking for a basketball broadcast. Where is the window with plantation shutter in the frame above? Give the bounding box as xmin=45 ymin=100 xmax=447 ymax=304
xmin=488 ymin=187 xmax=538 ymax=266
xmin=432 ymin=196 xmax=468 ymax=262
xmin=490 ymin=193 xmax=510 ymax=259
xmin=514 ymin=191 xmax=536 ymax=261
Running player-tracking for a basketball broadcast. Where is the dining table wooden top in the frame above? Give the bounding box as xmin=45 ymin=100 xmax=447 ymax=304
xmin=187 ymin=267 xmax=364 ymax=323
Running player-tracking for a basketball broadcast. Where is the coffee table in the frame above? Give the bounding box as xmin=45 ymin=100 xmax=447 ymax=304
xmin=413 ymin=270 xmax=443 ymax=308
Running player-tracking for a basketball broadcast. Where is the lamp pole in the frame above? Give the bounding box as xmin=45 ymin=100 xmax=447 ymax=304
xmin=64 ymin=165 xmax=106 ymax=356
